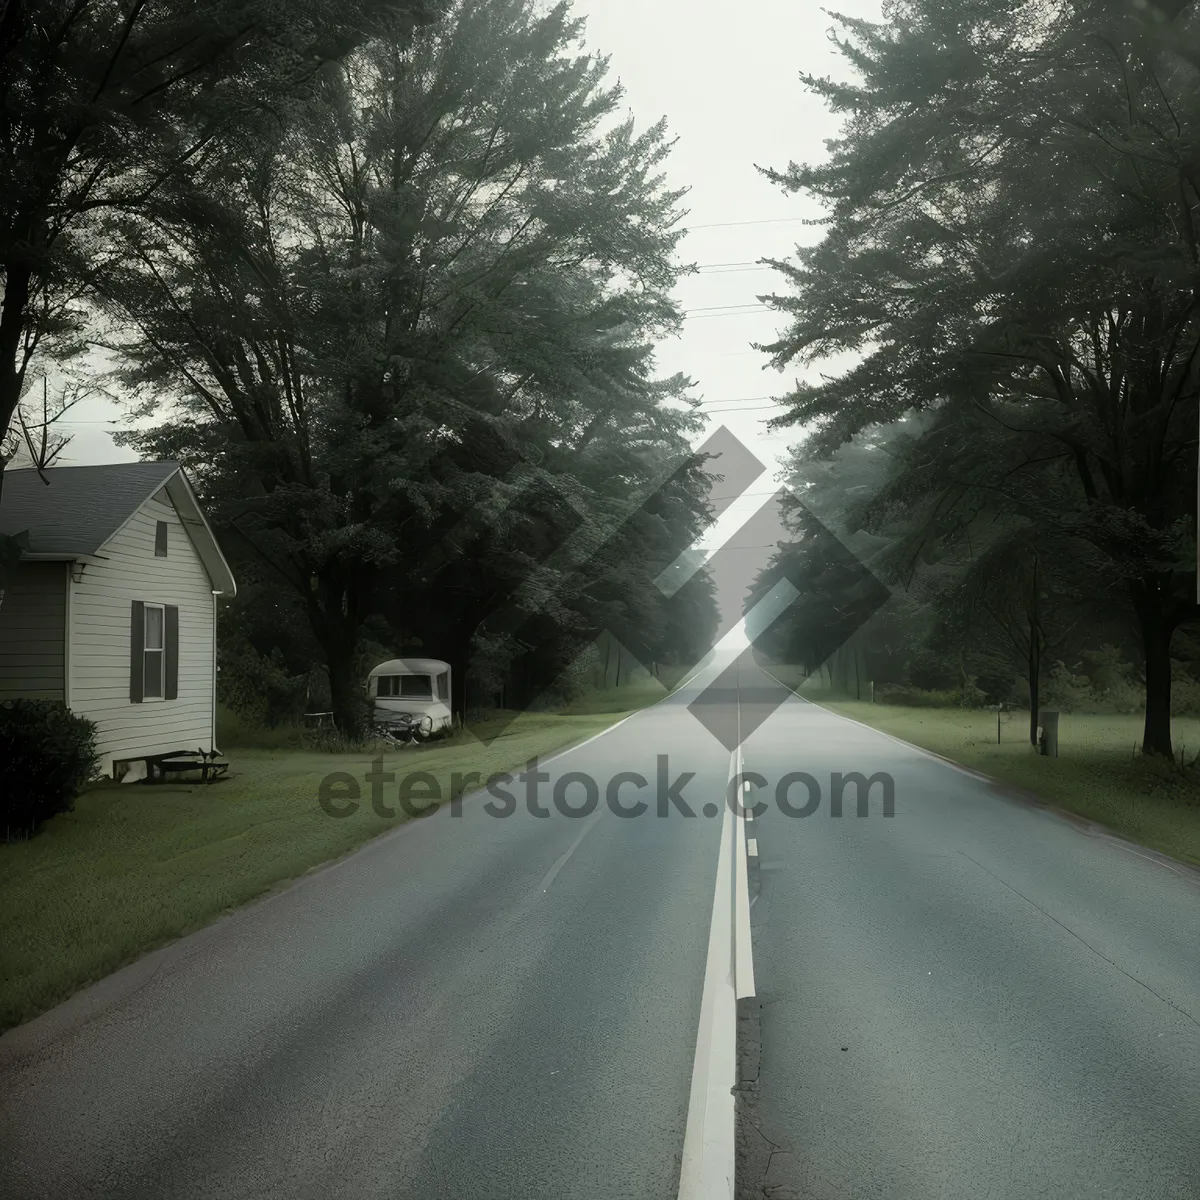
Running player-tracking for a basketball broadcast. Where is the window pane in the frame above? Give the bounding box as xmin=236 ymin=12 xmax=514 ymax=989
xmin=145 ymin=606 xmax=164 ymax=650
xmin=437 ymin=672 xmax=449 ymax=700
xmin=144 ymin=649 xmax=163 ymax=698
xmin=399 ymin=675 xmax=433 ymax=699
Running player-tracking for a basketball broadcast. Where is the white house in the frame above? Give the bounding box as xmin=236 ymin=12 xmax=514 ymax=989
xmin=0 ymin=461 xmax=236 ymax=776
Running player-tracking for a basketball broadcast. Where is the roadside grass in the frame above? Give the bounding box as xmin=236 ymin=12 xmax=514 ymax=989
xmin=0 ymin=688 xmax=668 ymax=1034
xmin=558 ymin=676 xmax=677 ymax=714
xmin=791 ymin=686 xmax=1200 ymax=867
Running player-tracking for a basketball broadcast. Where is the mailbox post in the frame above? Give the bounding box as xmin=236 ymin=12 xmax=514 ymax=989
xmin=1039 ymin=710 xmax=1059 ymax=757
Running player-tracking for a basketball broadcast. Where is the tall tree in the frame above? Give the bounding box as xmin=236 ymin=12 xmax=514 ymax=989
xmin=0 ymin=0 xmax=437 ymax=601
xmin=760 ymin=0 xmax=1200 ymax=756
xmin=106 ymin=0 xmax=704 ymax=731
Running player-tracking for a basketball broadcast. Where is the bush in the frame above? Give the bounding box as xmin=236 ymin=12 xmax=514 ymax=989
xmin=0 ymin=700 xmax=97 ymax=839
xmin=1170 ymin=666 xmax=1200 ymax=717
xmin=216 ymin=639 xmax=308 ymax=728
xmin=875 ymin=683 xmax=985 ymax=708
xmin=214 ymin=704 xmax=304 ymax=750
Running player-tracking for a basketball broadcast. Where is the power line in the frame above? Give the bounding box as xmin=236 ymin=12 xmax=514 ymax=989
xmin=685 ymin=303 xmax=772 ymax=314
xmin=694 ymin=264 xmax=777 ymax=274
xmin=683 ymin=306 xmax=773 ymax=320
xmin=685 ymin=217 xmax=809 ymax=231
xmin=702 ymin=404 xmax=785 ymax=415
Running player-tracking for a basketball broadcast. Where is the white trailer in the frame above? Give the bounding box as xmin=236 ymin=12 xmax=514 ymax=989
xmin=366 ymin=657 xmax=453 ymax=738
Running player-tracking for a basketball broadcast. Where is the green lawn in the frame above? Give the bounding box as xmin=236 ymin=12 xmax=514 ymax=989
xmin=797 ymin=691 xmax=1200 ymax=868
xmin=0 ymin=693 xmax=665 ymax=1033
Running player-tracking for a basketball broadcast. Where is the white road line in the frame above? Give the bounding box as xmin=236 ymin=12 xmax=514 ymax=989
xmin=539 ymin=712 xmax=638 ymax=766
xmin=677 ymin=795 xmax=737 ymax=1200
xmin=759 ymin=666 xmax=1200 ymax=884
xmin=733 ymin=749 xmax=756 ymax=1001
xmin=536 ymin=809 xmax=603 ymax=893
xmin=758 ymin=665 xmax=998 ymax=786
xmin=748 ymin=838 xmax=758 ymax=858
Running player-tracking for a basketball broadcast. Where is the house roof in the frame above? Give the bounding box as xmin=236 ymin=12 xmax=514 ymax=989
xmin=0 ymin=462 xmax=237 ymax=594
xmin=0 ymin=462 xmax=179 ymax=556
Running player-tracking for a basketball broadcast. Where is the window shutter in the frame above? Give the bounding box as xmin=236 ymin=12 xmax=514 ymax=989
xmin=130 ymin=601 xmax=145 ymax=703
xmin=155 ymin=521 xmax=168 ymax=557
xmin=164 ymin=605 xmax=179 ymax=700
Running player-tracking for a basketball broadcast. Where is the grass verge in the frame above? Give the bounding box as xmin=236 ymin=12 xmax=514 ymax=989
xmin=0 ymin=688 xmax=667 ymax=1033
xmin=792 ymin=688 xmax=1200 ymax=868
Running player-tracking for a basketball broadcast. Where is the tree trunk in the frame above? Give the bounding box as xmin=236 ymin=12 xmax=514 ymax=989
xmin=1027 ymin=556 xmax=1042 ymax=746
xmin=0 ymin=262 xmax=34 ymax=618
xmin=1027 ymin=622 xmax=1040 ymax=747
xmin=448 ymin=639 xmax=472 ymax=720
xmin=0 ymin=262 xmax=32 ymax=447
xmin=1132 ymin=584 xmax=1175 ymax=759
xmin=307 ymin=583 xmax=362 ymax=736
xmin=326 ymin=653 xmax=363 ymax=737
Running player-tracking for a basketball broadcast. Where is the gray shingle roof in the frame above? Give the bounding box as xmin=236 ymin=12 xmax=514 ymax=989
xmin=0 ymin=462 xmax=181 ymax=556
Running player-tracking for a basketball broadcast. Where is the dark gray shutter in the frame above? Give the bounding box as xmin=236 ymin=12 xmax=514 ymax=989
xmin=164 ymin=605 xmax=179 ymax=700
xmin=130 ymin=601 xmax=145 ymax=703
xmin=155 ymin=521 xmax=168 ymax=556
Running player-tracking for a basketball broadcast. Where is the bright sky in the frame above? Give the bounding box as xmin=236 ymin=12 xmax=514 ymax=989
xmin=48 ymin=0 xmax=883 ymax=619
xmin=572 ymin=0 xmax=880 ymax=496
xmin=572 ymin=0 xmax=882 ymax=624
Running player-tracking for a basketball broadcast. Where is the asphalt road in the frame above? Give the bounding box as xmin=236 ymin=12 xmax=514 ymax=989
xmin=2 ymin=652 xmax=1198 ymax=1199
xmin=739 ymin=666 xmax=1200 ymax=1200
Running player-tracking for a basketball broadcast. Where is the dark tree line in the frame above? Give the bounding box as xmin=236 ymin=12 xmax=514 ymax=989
xmin=83 ymin=0 xmax=718 ymax=730
xmin=754 ymin=0 xmax=1200 ymax=758
xmin=0 ymin=0 xmax=441 ymax=595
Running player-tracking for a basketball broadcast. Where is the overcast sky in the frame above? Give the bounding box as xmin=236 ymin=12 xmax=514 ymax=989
xmin=574 ymin=0 xmax=879 ymax=477
xmin=571 ymin=0 xmax=882 ymax=625
xmin=53 ymin=0 xmax=882 ymax=603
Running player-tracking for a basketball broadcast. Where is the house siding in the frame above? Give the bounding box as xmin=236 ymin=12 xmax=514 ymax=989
xmin=0 ymin=562 xmax=67 ymax=700
xmin=70 ymin=493 xmax=216 ymax=771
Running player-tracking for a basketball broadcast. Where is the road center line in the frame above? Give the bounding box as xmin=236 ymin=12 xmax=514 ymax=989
xmin=677 ymin=782 xmax=737 ymax=1200
xmin=678 ymin=748 xmax=758 ymax=1200
xmin=733 ymin=748 xmax=756 ymax=1001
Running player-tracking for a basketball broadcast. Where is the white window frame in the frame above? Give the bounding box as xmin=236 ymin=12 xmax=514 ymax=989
xmin=143 ymin=602 xmax=166 ymax=701
xmin=377 ymin=674 xmax=433 ymax=699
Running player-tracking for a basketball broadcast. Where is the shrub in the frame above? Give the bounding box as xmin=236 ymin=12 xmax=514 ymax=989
xmin=1041 ymin=662 xmax=1097 ymax=712
xmin=216 ymin=638 xmax=308 ymax=727
xmin=214 ymin=704 xmax=304 ymax=750
xmin=875 ymin=683 xmax=985 ymax=708
xmin=0 ymin=700 xmax=97 ymax=839
xmin=1170 ymin=666 xmax=1200 ymax=717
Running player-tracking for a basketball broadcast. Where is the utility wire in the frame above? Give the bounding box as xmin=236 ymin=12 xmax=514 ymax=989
xmin=696 ymin=400 xmax=777 ymax=410
xmin=702 ymin=404 xmax=786 ymax=414
xmin=685 ymin=217 xmax=809 ymax=231
xmin=685 ymin=303 xmax=772 ymax=314
xmin=683 ymin=306 xmax=773 ymax=320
